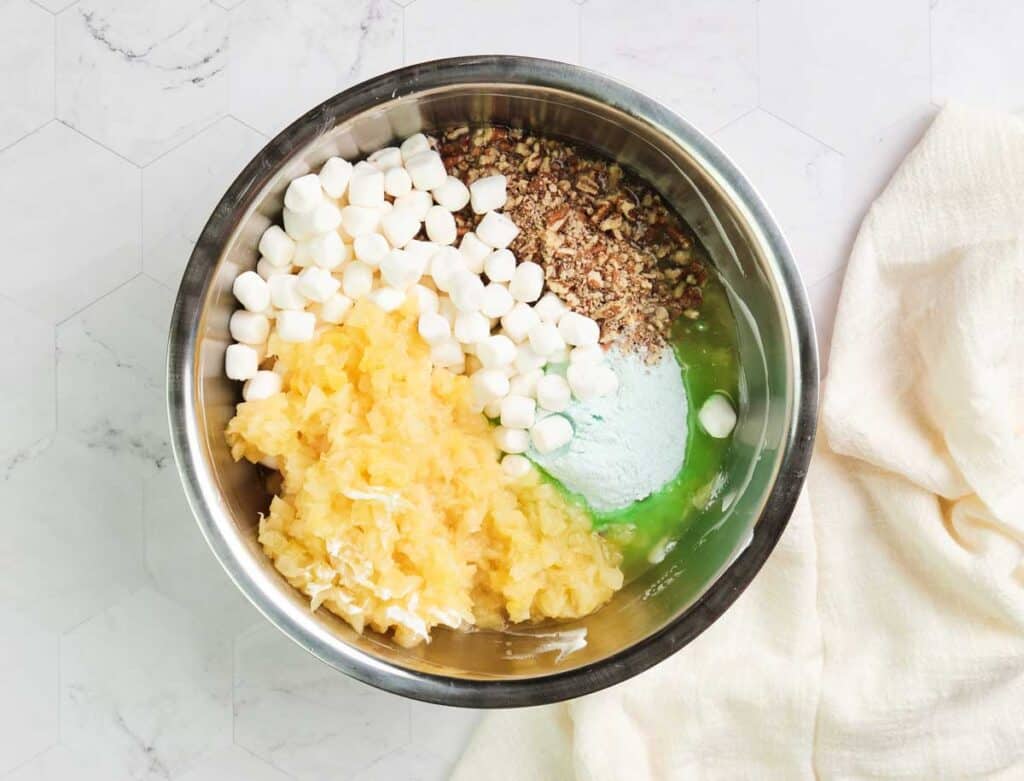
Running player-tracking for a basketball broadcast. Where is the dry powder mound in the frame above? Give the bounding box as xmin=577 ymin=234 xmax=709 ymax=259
xmin=531 ymin=347 xmax=687 ymax=512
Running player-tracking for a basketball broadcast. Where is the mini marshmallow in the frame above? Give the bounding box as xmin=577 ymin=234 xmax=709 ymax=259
xmin=394 ymin=190 xmax=433 ymax=221
xmin=296 ymin=266 xmax=341 ymax=303
xmin=243 ymin=370 xmax=282 ymax=401
xmin=405 ymin=240 xmax=440 ymax=270
xmin=292 ymin=239 xmax=315 ymax=268
xmin=367 ymin=286 xmax=406 ymax=312
xmin=233 ymin=271 xmax=271 ymax=313
xmin=480 ymin=283 xmax=514 ymax=318
xmin=353 ymin=233 xmax=390 ymax=266
xmin=546 ymin=344 xmax=570 ymax=365
xmin=509 ymin=261 xmax=544 ymax=303
xmin=514 ymin=343 xmax=547 ymax=374
xmin=353 ymin=160 xmax=379 ymax=176
xmin=476 ymin=211 xmax=520 ymax=249
xmin=430 ymin=337 xmax=464 ymax=368
xmin=380 ymin=248 xmax=423 ymax=290
xmin=483 ymin=398 xmax=503 ymax=419
xmin=269 ymin=274 xmax=308 ymax=310
xmin=283 ymin=207 xmax=317 ymax=240
xmin=500 ymin=302 xmax=541 ymax=342
xmin=567 ymin=362 xmax=607 ymax=401
xmin=477 ymin=334 xmax=517 ymax=369
xmin=248 ymin=341 xmax=268 ymax=364
xmin=405 ymin=149 xmax=447 ymax=191
xmin=493 ymin=425 xmax=529 ymax=454
xmin=454 ymin=311 xmax=490 ymax=343
xmin=368 ymin=146 xmax=402 ymax=170
xmin=258 ymin=225 xmax=295 ymax=267
xmin=558 ymin=311 xmax=600 ymax=346
xmin=533 ymin=292 xmax=568 ymax=324
xmin=230 ymin=310 xmax=270 ymax=345
xmin=331 ymin=237 xmax=355 ymax=268
xmin=458 ymin=232 xmax=491 ymax=274
xmin=509 ymin=369 xmax=543 ymax=398
xmin=318 ymin=157 xmax=353 ymax=199
xmin=310 ymin=201 xmax=342 ymax=233
xmin=381 ymin=208 xmax=421 ymax=249
xmin=471 ymin=368 xmax=510 ymax=405
xmin=348 ymin=168 xmax=385 ymax=207
xmin=340 ymin=205 xmax=381 ymax=237
xmin=500 ymin=394 xmax=536 ymax=429
xmin=299 ymin=232 xmax=346 ymax=270
xmin=570 ymin=344 xmax=605 ymax=365
xmin=256 ymin=257 xmax=289 ymax=280
xmin=341 ymin=261 xmax=374 ymax=299
xmin=400 ymin=133 xmax=430 ymax=161
xmin=527 ymin=322 xmax=565 ymax=357
xmin=449 ymin=271 xmax=485 ymax=312
xmin=418 ymin=311 xmax=451 ymax=344
xmin=383 ymin=166 xmax=412 ymax=198
xmin=431 ymin=176 xmax=470 ymax=212
xmin=225 ymin=343 xmax=259 ymax=380
xmin=698 ymin=393 xmax=737 ymax=439
xmin=483 ymin=249 xmax=515 ymax=282
xmin=284 ymin=173 xmax=324 ymax=213
xmin=530 ymin=414 xmax=573 ymax=454
xmin=410 ymin=284 xmax=439 ymax=314
xmin=536 ymin=374 xmax=571 ymax=412
xmin=317 ymin=293 xmax=353 ymax=324
xmin=276 ymin=310 xmax=316 ymax=342
xmin=469 ymin=175 xmax=507 ymax=215
xmin=425 ymin=205 xmax=457 ymax=245
xmin=501 ymin=454 xmax=532 ymax=478
xmin=438 ymin=295 xmax=458 ymax=326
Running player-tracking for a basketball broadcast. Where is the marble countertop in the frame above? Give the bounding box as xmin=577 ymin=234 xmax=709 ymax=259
xmin=1 ymin=1 xmax=1018 ymax=778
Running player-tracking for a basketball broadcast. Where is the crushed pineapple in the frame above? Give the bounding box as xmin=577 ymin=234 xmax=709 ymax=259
xmin=226 ymin=299 xmax=623 ymax=646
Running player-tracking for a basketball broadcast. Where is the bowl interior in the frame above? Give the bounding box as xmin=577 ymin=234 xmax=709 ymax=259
xmin=171 ymin=61 xmax=814 ymax=705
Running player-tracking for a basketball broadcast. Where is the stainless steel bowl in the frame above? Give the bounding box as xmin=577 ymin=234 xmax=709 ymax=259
xmin=168 ymin=56 xmax=817 ymax=707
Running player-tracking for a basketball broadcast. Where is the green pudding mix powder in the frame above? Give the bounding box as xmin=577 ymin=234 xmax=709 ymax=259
xmin=530 ymin=347 xmax=688 ymax=513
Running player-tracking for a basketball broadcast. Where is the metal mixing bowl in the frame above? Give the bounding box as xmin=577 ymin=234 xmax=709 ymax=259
xmin=168 ymin=56 xmax=817 ymax=707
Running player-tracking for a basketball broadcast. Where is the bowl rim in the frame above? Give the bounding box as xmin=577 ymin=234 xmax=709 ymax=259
xmin=168 ymin=55 xmax=818 ymax=708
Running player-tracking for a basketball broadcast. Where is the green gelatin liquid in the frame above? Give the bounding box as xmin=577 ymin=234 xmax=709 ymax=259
xmin=542 ymin=277 xmax=741 ymax=578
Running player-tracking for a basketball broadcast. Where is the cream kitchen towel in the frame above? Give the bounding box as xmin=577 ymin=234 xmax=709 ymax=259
xmin=452 ymin=104 xmax=1024 ymax=780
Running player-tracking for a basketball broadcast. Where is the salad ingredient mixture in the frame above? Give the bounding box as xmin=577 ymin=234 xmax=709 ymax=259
xmin=221 ymin=127 xmax=738 ymax=648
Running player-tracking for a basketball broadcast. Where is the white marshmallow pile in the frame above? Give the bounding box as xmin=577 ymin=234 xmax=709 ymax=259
xmin=226 ymin=133 xmax=619 ymax=468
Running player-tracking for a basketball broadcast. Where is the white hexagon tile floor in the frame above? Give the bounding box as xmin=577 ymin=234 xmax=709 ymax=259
xmin=0 ymin=122 xmax=140 ymax=324
xmin=0 ymin=1 xmax=54 ymax=151
xmin=56 ymin=0 xmax=229 ymax=165
xmin=56 ymin=275 xmax=175 ymax=476
xmin=142 ymin=117 xmax=267 ymax=289
xmin=2 ymin=1 xmax=1023 ymax=778
xmin=581 ymin=0 xmax=757 ymax=134
xmin=229 ymin=0 xmax=403 ymax=136
xmin=0 ymin=298 xmax=54 ymax=469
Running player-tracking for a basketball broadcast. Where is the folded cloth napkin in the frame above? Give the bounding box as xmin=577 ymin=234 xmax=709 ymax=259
xmin=452 ymin=104 xmax=1024 ymax=780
